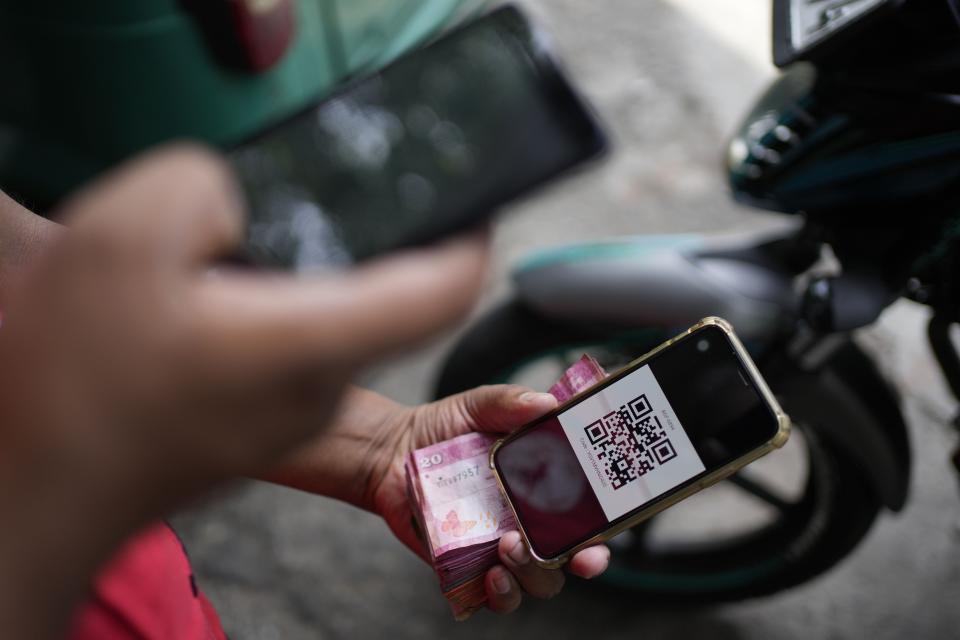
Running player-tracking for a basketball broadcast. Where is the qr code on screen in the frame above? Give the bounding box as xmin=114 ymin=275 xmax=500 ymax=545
xmin=583 ymin=394 xmax=678 ymax=490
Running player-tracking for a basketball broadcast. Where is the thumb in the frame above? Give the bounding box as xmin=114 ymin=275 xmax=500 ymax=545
xmin=58 ymin=143 xmax=245 ymax=269
xmin=455 ymin=384 xmax=558 ymax=435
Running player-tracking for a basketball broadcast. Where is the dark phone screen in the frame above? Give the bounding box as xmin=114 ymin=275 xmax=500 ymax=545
xmin=229 ymin=7 xmax=604 ymax=270
xmin=493 ymin=325 xmax=781 ymax=559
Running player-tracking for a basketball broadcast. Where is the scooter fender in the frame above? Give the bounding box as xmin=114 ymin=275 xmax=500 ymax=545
xmin=512 ymin=234 xmax=796 ymax=341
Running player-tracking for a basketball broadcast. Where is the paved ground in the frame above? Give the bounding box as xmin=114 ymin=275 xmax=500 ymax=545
xmin=172 ymin=1 xmax=960 ymax=638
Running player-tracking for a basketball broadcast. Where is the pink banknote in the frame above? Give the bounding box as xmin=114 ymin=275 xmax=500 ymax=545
xmin=405 ymin=354 xmax=608 ymax=619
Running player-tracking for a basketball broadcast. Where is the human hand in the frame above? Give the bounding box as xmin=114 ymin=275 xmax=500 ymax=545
xmin=0 ymin=145 xmax=490 ymax=628
xmin=368 ymin=385 xmax=610 ymax=613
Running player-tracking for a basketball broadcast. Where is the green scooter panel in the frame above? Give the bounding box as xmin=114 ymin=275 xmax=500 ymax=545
xmin=0 ymin=0 xmax=479 ymax=209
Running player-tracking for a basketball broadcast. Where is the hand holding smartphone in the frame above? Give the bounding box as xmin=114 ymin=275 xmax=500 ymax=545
xmin=491 ymin=318 xmax=790 ymax=568
xmin=229 ymin=5 xmax=606 ymax=270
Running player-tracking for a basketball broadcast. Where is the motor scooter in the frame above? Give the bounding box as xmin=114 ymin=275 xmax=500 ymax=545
xmin=436 ymin=0 xmax=960 ymax=602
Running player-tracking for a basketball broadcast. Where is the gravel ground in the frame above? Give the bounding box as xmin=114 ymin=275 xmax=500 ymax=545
xmin=172 ymin=2 xmax=960 ymax=638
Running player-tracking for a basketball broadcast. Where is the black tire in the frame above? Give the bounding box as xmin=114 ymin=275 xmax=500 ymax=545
xmin=434 ymin=300 xmax=883 ymax=603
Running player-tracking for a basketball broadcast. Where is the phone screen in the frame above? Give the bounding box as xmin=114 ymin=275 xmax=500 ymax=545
xmin=493 ymin=325 xmax=782 ymax=560
xmin=229 ymin=6 xmax=605 ymax=270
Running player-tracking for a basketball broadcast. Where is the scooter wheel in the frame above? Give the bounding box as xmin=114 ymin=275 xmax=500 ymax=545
xmin=435 ymin=299 xmax=882 ymax=603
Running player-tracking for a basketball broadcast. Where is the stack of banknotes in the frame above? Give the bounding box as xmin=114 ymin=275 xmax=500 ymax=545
xmin=404 ymin=354 xmax=607 ymax=619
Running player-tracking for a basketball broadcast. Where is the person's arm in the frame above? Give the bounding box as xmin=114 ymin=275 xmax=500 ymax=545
xmin=0 ymin=191 xmax=60 ymax=300
xmin=260 ymin=386 xmax=406 ymax=509
xmin=0 ymin=145 xmax=489 ymax=639
xmin=260 ymin=384 xmax=611 ymax=614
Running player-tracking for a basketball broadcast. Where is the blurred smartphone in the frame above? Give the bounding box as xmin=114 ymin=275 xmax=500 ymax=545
xmin=229 ymin=5 xmax=606 ymax=270
xmin=490 ymin=318 xmax=791 ymax=568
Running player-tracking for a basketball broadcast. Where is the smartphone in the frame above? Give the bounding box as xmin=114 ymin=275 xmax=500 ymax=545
xmin=229 ymin=5 xmax=606 ymax=270
xmin=490 ymin=317 xmax=790 ymax=568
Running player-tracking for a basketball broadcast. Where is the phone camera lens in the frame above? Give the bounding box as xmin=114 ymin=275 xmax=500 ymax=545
xmin=697 ymin=339 xmax=710 ymax=352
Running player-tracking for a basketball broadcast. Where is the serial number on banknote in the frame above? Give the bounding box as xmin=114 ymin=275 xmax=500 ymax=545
xmin=434 ymin=465 xmax=481 ymax=487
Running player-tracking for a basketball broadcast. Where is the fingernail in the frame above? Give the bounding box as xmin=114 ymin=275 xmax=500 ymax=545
xmin=508 ymin=538 xmax=530 ymax=566
xmin=519 ymin=391 xmax=554 ymax=405
xmin=493 ymin=570 xmax=512 ymax=595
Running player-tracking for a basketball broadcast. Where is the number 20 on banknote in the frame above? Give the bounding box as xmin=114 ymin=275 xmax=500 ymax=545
xmin=490 ymin=317 xmax=790 ymax=568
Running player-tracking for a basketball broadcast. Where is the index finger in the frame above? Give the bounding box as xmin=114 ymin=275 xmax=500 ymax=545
xmin=190 ymin=229 xmax=491 ymax=374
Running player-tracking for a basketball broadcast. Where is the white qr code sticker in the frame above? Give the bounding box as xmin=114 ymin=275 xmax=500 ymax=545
xmin=558 ymin=364 xmax=705 ymax=521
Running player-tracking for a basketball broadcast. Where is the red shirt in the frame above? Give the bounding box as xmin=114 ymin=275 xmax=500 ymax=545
xmin=68 ymin=524 xmax=227 ymax=640
xmin=0 ymin=313 xmax=225 ymax=639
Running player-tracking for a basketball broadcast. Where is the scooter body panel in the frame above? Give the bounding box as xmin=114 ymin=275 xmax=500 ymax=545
xmin=513 ymin=232 xmax=797 ymax=341
xmin=511 ymin=231 xmax=910 ymax=511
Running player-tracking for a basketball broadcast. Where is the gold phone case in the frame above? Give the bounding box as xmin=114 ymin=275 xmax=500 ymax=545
xmin=489 ymin=316 xmax=791 ymax=569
